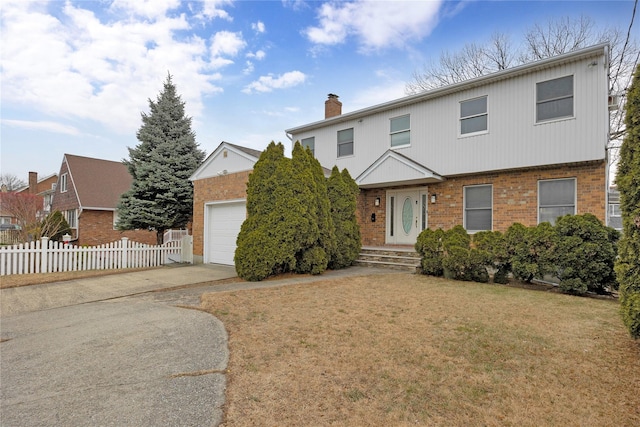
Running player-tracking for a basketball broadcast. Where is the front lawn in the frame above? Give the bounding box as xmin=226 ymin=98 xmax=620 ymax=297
xmin=201 ymin=273 xmax=640 ymax=426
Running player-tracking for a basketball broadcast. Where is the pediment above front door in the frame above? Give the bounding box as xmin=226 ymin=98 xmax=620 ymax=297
xmin=355 ymin=150 xmax=443 ymax=189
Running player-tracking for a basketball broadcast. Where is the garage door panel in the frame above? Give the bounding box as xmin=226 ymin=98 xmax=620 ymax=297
xmin=206 ymin=202 xmax=246 ymax=265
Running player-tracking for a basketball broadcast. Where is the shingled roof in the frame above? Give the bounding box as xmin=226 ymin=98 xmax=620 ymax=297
xmin=64 ymin=154 xmax=132 ymax=210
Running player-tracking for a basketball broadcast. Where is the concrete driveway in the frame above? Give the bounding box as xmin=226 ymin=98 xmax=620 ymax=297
xmin=0 ymin=264 xmax=237 ymax=427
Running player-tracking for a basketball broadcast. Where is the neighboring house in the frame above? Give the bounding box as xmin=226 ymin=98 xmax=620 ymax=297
xmin=0 ymin=172 xmax=57 ymax=226
xmin=51 ymin=154 xmax=156 ymax=246
xmin=608 ymin=187 xmax=622 ymax=231
xmin=190 ymin=142 xmax=261 ymax=265
xmin=191 ymin=43 xmax=612 ymax=265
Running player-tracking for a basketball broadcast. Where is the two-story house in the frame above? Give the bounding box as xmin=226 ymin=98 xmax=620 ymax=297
xmin=190 ymin=43 xmax=611 ymax=265
xmin=51 ymin=154 xmax=156 ymax=246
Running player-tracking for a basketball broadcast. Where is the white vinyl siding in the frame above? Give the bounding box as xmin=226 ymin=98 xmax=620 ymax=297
xmin=464 ymin=185 xmax=492 ymax=231
xmin=536 ymin=75 xmax=573 ymax=122
xmin=390 ymin=115 xmax=410 ymax=147
xmin=460 ymin=96 xmax=487 ymax=135
xmin=301 ymin=137 xmax=315 ymax=155
xmin=337 ymin=128 xmax=354 ymax=157
xmin=538 ymin=178 xmax=576 ymax=225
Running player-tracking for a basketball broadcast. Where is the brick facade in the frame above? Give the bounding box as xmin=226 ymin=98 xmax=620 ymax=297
xmin=77 ymin=210 xmax=156 ymax=247
xmin=357 ymin=161 xmax=606 ymax=246
xmin=192 ymin=170 xmax=251 ymax=258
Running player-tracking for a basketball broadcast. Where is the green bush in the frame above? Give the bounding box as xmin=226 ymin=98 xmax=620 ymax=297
xmin=40 ymin=210 xmax=71 ymax=241
xmin=508 ymin=222 xmax=556 ymax=283
xmin=474 ymin=230 xmax=510 ymax=284
xmin=327 ymin=167 xmax=361 ymax=269
xmin=415 ymin=228 xmax=445 ymax=276
xmin=553 ymin=213 xmax=619 ymax=295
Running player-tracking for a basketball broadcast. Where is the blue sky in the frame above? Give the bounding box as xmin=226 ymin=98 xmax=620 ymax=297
xmin=1 ymin=0 xmax=636 ymax=182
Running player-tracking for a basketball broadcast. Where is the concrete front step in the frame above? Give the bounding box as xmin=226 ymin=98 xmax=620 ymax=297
xmin=356 ymin=247 xmax=421 ymax=273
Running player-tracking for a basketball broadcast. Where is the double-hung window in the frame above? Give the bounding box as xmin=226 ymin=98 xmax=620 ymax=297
xmin=337 ymin=128 xmax=354 ymax=157
xmin=301 ymin=137 xmax=315 ymax=156
xmin=390 ymin=115 xmax=410 ymax=147
xmin=60 ymin=173 xmax=68 ymax=192
xmin=66 ymin=209 xmax=77 ymax=229
xmin=538 ymin=178 xmax=576 ymax=225
xmin=464 ymin=184 xmax=492 ymax=231
xmin=536 ymin=75 xmax=573 ymax=122
xmin=460 ymin=96 xmax=487 ymax=135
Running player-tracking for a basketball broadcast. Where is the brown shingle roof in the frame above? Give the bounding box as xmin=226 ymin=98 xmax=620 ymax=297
xmin=65 ymin=154 xmax=132 ymax=210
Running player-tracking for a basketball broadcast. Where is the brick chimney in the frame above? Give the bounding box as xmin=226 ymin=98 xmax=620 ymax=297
xmin=325 ymin=93 xmax=342 ymax=119
xmin=28 ymin=172 xmax=37 ymax=194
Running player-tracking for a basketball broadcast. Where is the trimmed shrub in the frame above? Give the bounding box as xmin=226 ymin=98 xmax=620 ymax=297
xmin=474 ymin=230 xmax=510 ymax=284
xmin=553 ymin=213 xmax=619 ymax=295
xmin=327 ymin=167 xmax=361 ymax=269
xmin=508 ymin=222 xmax=556 ymax=283
xmin=415 ymin=228 xmax=445 ymax=276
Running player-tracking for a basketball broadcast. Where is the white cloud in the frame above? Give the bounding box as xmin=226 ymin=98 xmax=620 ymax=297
xmin=252 ymin=21 xmax=265 ymax=33
xmin=242 ymin=71 xmax=307 ymax=94
xmin=110 ymin=0 xmax=182 ymax=20
xmin=199 ymin=0 xmax=234 ymax=21
xmin=1 ymin=119 xmax=81 ymax=136
xmin=247 ymin=50 xmax=266 ymax=60
xmin=0 ymin=1 xmax=224 ymax=134
xmin=306 ymin=0 xmax=443 ymax=52
xmin=243 ymin=61 xmax=255 ymax=74
xmin=210 ymin=30 xmax=246 ymax=57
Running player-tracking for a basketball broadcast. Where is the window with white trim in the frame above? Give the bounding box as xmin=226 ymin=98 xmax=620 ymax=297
xmin=464 ymin=184 xmax=492 ymax=231
xmin=538 ymin=178 xmax=576 ymax=225
xmin=390 ymin=115 xmax=410 ymax=147
xmin=460 ymin=96 xmax=487 ymax=135
xmin=536 ymin=75 xmax=573 ymax=122
xmin=60 ymin=173 xmax=68 ymax=192
xmin=301 ymin=137 xmax=315 ymax=156
xmin=65 ymin=209 xmax=77 ymax=228
xmin=337 ymin=128 xmax=354 ymax=157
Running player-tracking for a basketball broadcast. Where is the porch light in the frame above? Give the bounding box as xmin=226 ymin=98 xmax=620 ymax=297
xmin=431 ymin=194 xmax=437 ymax=204
xmin=374 ymin=197 xmax=380 ymax=207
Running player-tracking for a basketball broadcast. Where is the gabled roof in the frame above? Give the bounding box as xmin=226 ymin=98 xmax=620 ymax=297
xmin=356 ymin=150 xmax=444 ymax=189
xmin=190 ymin=141 xmax=262 ymax=181
xmin=64 ymin=154 xmax=132 ymax=210
xmin=286 ymin=43 xmax=609 ymax=134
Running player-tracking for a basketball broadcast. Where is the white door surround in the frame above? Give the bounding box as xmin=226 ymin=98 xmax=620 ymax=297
xmin=386 ymin=188 xmax=429 ymax=245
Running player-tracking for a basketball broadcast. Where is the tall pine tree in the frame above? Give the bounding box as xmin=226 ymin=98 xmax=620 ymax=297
xmin=615 ymin=64 xmax=640 ymax=339
xmin=117 ymin=73 xmax=205 ymax=244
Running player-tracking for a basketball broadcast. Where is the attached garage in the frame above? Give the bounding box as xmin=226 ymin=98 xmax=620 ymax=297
xmin=204 ymin=201 xmax=246 ymax=265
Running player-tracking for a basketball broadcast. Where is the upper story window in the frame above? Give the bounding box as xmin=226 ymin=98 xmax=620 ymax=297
xmin=65 ymin=209 xmax=77 ymax=228
xmin=460 ymin=96 xmax=487 ymax=135
xmin=301 ymin=137 xmax=315 ymax=156
xmin=464 ymin=184 xmax=492 ymax=232
xmin=390 ymin=115 xmax=410 ymax=147
xmin=337 ymin=128 xmax=354 ymax=157
xmin=536 ymin=75 xmax=573 ymax=122
xmin=60 ymin=173 xmax=68 ymax=192
xmin=538 ymin=178 xmax=576 ymax=225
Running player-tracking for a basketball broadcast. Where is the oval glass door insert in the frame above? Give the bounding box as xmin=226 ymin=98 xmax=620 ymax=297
xmin=402 ymin=197 xmax=413 ymax=234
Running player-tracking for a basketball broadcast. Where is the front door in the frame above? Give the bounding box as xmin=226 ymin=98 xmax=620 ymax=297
xmin=387 ymin=189 xmax=428 ymax=245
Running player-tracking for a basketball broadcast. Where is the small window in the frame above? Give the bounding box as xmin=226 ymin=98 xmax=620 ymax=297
xmin=464 ymin=184 xmax=492 ymax=231
xmin=113 ymin=211 xmax=119 ymax=230
xmin=538 ymin=178 xmax=576 ymax=225
xmin=60 ymin=173 xmax=68 ymax=192
xmin=66 ymin=209 xmax=77 ymax=228
xmin=390 ymin=115 xmax=410 ymax=147
xmin=536 ymin=75 xmax=573 ymax=122
xmin=301 ymin=137 xmax=315 ymax=156
xmin=460 ymin=96 xmax=487 ymax=135
xmin=337 ymin=128 xmax=354 ymax=157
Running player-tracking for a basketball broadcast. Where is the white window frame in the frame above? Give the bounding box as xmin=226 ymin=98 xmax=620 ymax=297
xmin=301 ymin=137 xmax=315 ymax=156
xmin=390 ymin=114 xmax=410 ymax=148
xmin=60 ymin=173 xmax=68 ymax=193
xmin=113 ymin=210 xmax=119 ymax=230
xmin=459 ymin=96 xmax=488 ymax=137
xmin=536 ymin=75 xmax=574 ymax=123
xmin=538 ymin=178 xmax=576 ymax=225
xmin=463 ymin=184 xmax=493 ymax=232
xmin=65 ymin=209 xmax=77 ymax=229
xmin=337 ymin=128 xmax=354 ymax=158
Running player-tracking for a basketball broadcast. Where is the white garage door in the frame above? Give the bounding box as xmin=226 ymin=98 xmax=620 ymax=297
xmin=205 ymin=201 xmax=246 ymax=265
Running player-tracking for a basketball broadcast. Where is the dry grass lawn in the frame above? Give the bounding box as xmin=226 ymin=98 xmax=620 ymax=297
xmin=200 ymin=273 xmax=640 ymax=427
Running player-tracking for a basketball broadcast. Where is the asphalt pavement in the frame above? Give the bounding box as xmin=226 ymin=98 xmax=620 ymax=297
xmin=0 ymin=263 xmax=397 ymax=426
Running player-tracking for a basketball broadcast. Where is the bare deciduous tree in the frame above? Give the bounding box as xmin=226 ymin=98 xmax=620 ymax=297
xmin=0 ymin=174 xmax=27 ymax=192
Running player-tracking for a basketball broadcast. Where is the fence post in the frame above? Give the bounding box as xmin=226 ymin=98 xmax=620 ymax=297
xmin=121 ymin=237 xmax=129 ymax=268
xmin=41 ymin=237 xmax=49 ymax=273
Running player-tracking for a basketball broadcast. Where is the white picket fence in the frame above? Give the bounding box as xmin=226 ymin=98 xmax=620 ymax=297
xmin=0 ymin=237 xmax=184 ymax=276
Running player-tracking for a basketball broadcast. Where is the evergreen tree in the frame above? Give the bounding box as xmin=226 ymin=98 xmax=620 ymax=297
xmin=615 ymin=64 xmax=640 ymax=339
xmin=117 ymin=73 xmax=205 ymax=244
xmin=327 ymin=166 xmax=361 ymax=269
